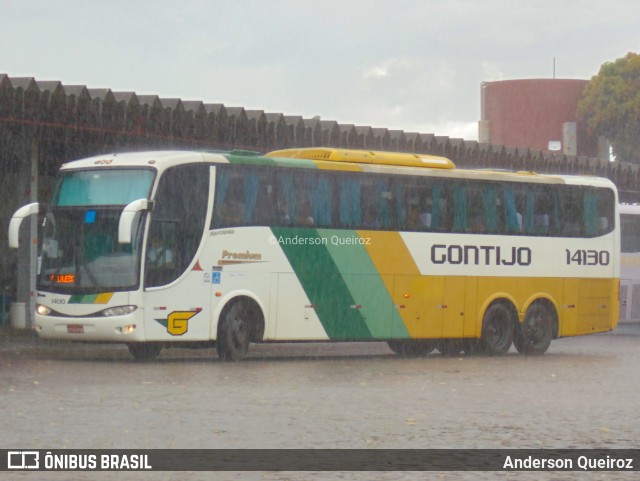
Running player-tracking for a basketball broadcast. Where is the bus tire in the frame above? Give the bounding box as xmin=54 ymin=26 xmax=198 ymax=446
xmin=480 ymin=302 xmax=515 ymax=355
xmin=127 ymin=342 xmax=162 ymax=361
xmin=514 ymin=302 xmax=554 ymax=356
xmin=387 ymin=339 xmax=436 ymax=357
xmin=216 ymin=300 xmax=253 ymax=362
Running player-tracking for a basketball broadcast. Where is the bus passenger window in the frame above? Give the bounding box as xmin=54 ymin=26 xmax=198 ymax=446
xmin=297 ymin=199 xmax=315 ymax=226
xmin=585 ymin=188 xmax=614 ymax=237
xmin=405 ymin=203 xmax=421 ymax=230
xmin=467 ymin=189 xmax=485 ymax=233
xmin=339 ymin=178 xmax=360 ymax=228
xmin=503 ymin=187 xmax=521 ymax=234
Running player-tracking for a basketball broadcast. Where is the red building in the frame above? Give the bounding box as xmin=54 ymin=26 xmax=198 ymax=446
xmin=479 ymin=79 xmax=605 ymax=158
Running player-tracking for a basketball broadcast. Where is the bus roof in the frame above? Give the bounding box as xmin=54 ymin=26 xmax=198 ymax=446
xmin=59 ymin=149 xmax=616 ymax=191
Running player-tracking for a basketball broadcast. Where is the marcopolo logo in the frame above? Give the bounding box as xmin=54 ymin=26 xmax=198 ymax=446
xmin=8 ymin=451 xmax=39 ymax=469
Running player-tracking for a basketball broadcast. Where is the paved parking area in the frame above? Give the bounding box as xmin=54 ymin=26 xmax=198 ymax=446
xmin=1 ymin=324 xmax=639 ymax=480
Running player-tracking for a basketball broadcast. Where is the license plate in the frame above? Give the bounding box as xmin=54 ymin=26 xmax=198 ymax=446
xmin=67 ymin=324 xmax=84 ymax=334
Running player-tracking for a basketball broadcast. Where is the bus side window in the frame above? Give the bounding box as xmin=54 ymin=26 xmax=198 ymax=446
xmin=339 ymin=176 xmax=361 ymax=228
xmin=466 ymin=188 xmax=484 ymax=233
xmin=482 ymin=184 xmax=501 ymax=234
xmin=503 ymin=186 xmax=521 ymax=234
xmin=585 ymin=188 xmax=614 ymax=237
xmin=148 ymin=163 xmax=208 ymax=288
xmin=376 ymin=181 xmax=394 ymax=229
xmin=277 ymin=173 xmax=296 ymax=225
xmin=559 ymin=187 xmax=584 ymax=237
xmin=452 ymin=185 xmax=467 ymax=232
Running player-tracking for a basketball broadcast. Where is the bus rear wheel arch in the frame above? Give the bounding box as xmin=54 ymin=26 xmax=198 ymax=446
xmin=480 ymin=300 xmax=517 ymax=355
xmin=216 ymin=297 xmax=264 ymax=362
xmin=514 ymin=300 xmax=556 ymax=356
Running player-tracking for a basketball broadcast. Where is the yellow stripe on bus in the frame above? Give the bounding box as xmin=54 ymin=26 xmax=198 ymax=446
xmin=95 ymin=293 xmax=114 ymax=304
xmin=358 ymin=230 xmax=431 ymax=337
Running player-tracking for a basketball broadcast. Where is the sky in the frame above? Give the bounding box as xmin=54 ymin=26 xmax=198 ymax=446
xmin=1 ymin=0 xmax=639 ymax=141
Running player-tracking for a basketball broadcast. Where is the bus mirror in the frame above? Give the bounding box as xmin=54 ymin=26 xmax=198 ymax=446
xmin=8 ymin=202 xmax=39 ymax=248
xmin=118 ymin=198 xmax=150 ymax=244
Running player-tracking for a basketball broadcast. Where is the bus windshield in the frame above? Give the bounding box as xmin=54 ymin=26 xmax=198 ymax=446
xmin=53 ymin=168 xmax=154 ymax=206
xmin=37 ymin=168 xmax=154 ymax=293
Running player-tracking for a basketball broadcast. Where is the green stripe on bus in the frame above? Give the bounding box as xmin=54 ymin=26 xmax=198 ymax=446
xmin=225 ymin=154 xmax=318 ymax=169
xmin=320 ymin=230 xmax=409 ymax=339
xmin=271 ymin=227 xmax=372 ymax=340
xmin=69 ymin=294 xmax=97 ymax=304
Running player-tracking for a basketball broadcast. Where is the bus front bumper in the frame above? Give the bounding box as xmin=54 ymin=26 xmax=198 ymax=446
xmin=34 ymin=312 xmax=145 ymax=342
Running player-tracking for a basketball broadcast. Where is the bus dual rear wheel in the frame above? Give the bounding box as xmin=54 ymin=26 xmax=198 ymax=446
xmin=514 ymin=303 xmax=554 ymax=356
xmin=480 ymin=302 xmax=515 ymax=355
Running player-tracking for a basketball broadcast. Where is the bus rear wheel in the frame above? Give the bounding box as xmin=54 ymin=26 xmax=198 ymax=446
xmin=216 ymin=301 xmax=252 ymax=362
xmin=480 ymin=302 xmax=515 ymax=355
xmin=387 ymin=339 xmax=436 ymax=357
xmin=127 ymin=342 xmax=162 ymax=361
xmin=514 ymin=302 xmax=554 ymax=356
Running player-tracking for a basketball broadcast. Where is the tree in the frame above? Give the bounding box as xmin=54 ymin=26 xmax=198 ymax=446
xmin=578 ymin=52 xmax=640 ymax=163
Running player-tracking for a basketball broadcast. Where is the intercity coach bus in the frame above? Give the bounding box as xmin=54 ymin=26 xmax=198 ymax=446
xmin=8 ymin=148 xmax=619 ymax=360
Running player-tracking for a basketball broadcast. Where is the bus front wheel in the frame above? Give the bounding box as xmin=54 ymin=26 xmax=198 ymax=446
xmin=480 ymin=302 xmax=515 ymax=355
xmin=216 ymin=301 xmax=251 ymax=362
xmin=127 ymin=342 xmax=162 ymax=361
xmin=514 ymin=302 xmax=554 ymax=356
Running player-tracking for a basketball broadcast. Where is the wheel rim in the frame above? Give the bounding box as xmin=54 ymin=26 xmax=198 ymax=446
xmin=487 ymin=310 xmax=509 ymax=346
xmin=526 ymin=310 xmax=550 ymax=347
xmin=229 ymin=315 xmax=248 ymax=350
xmin=482 ymin=304 xmax=513 ymax=354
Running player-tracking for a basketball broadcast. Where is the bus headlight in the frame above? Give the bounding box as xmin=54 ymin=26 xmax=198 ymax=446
xmin=36 ymin=304 xmax=52 ymax=316
xmin=101 ymin=305 xmax=137 ymax=317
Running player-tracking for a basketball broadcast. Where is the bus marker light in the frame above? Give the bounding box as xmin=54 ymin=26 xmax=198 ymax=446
xmin=119 ymin=324 xmax=137 ymax=334
xmin=305 ymin=304 xmax=316 ymax=309
xmin=215 ymin=292 xmax=222 ymax=297
xmin=563 ymin=304 xmax=576 ymax=309
xmin=404 ymin=294 xmax=411 ymax=299
xmin=350 ymin=304 xmax=362 ymax=309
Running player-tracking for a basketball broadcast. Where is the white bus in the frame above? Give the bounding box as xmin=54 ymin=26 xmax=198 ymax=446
xmin=9 ymin=148 xmax=620 ymax=360
xmin=619 ymin=203 xmax=640 ymax=323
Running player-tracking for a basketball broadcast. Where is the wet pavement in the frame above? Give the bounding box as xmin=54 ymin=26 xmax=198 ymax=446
xmin=1 ymin=324 xmax=639 ymax=480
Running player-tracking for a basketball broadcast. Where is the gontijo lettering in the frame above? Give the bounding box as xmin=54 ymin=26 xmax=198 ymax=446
xmin=431 ymin=244 xmax=532 ymax=266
